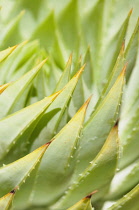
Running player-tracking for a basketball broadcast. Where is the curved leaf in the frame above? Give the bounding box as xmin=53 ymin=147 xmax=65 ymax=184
xmin=0 ymin=45 xmax=17 ymax=62
xmin=0 ymin=83 xmax=10 ymax=94
xmin=54 ymin=125 xmax=119 ymax=209
xmin=67 ymin=192 xmax=96 ymax=210
xmin=0 ymin=91 xmax=60 ymax=162
xmin=30 ymin=97 xmax=91 ymax=206
xmin=109 ymin=184 xmax=139 ymax=210
xmin=0 ymin=143 xmax=49 ymax=197
xmin=30 ymin=66 xmax=85 ymax=150
xmin=108 ymin=160 xmax=139 ymax=200
xmin=74 ymin=67 xmax=125 ymax=176
xmin=0 ymin=59 xmax=47 ymax=119
xmin=0 ymin=190 xmax=15 ymax=210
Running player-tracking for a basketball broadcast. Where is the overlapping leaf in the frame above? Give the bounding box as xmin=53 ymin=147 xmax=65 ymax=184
xmin=0 ymin=91 xmax=60 ymax=163
xmin=53 ymin=126 xmax=119 ymax=209
xmin=74 ymin=67 xmax=125 ymax=176
xmin=109 ymin=184 xmax=139 ymax=210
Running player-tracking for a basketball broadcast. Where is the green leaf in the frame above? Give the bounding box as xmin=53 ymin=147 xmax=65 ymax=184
xmin=0 ymin=41 xmax=39 ymax=84
xmin=101 ymin=44 xmax=125 ymax=99
xmin=108 ymin=160 xmax=139 ymax=200
xmin=51 ymin=30 xmax=68 ymax=69
xmin=31 ymin=11 xmax=56 ymax=52
xmin=82 ymin=47 xmax=94 ymax=94
xmin=0 ymin=143 xmax=49 ymax=197
xmin=30 ymin=97 xmax=91 ymax=206
xmin=54 ymin=125 xmax=119 ymax=209
xmin=57 ymin=0 xmax=80 ymax=51
xmin=74 ymin=68 xmax=125 ymax=176
xmin=0 ymin=45 xmax=17 ymax=63
xmin=67 ymin=192 xmax=96 ymax=210
xmin=125 ymin=18 xmax=139 ymax=80
xmin=0 ymin=190 xmax=15 ymax=210
xmin=0 ymin=91 xmax=60 ymax=162
xmin=54 ymin=54 xmax=72 ymax=92
xmin=30 ymin=66 xmax=84 ymax=150
xmin=0 ymin=11 xmax=24 ymax=49
xmin=101 ymin=10 xmax=130 ymax=86
xmin=119 ymin=50 xmax=139 ymax=168
xmin=0 ymin=59 xmax=47 ymax=119
xmin=82 ymin=0 xmax=130 ymax=92
xmin=108 ymin=184 xmax=139 ymax=210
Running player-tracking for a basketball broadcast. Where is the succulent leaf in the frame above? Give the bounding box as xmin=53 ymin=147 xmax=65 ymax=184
xmin=108 ymin=160 xmax=139 ymax=200
xmin=67 ymin=192 xmax=96 ymax=210
xmin=54 ymin=125 xmax=119 ymax=209
xmin=0 ymin=59 xmax=47 ymax=119
xmin=108 ymin=184 xmax=139 ymax=210
xmin=0 ymin=143 xmax=49 ymax=197
xmin=0 ymin=190 xmax=15 ymax=210
xmin=0 ymin=45 xmax=17 ymax=62
xmin=30 ymin=97 xmax=91 ymax=206
xmin=0 ymin=91 xmax=60 ymax=163
xmin=74 ymin=67 xmax=125 ymax=175
xmin=30 ymin=66 xmax=85 ymax=150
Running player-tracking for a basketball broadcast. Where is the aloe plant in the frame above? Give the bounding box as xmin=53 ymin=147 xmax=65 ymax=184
xmin=0 ymin=0 xmax=139 ymax=209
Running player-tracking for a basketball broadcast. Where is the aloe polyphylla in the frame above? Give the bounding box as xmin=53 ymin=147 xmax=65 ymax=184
xmin=0 ymin=0 xmax=139 ymax=209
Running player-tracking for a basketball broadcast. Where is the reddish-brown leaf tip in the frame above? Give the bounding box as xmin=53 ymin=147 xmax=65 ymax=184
xmin=114 ymin=119 xmax=119 ymax=127
xmin=85 ymin=190 xmax=98 ymax=199
xmin=128 ymin=8 xmax=133 ymax=16
xmin=10 ymin=189 xmax=16 ymax=194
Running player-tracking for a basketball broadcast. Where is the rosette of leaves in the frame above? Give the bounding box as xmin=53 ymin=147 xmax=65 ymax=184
xmin=0 ymin=0 xmax=139 ymax=210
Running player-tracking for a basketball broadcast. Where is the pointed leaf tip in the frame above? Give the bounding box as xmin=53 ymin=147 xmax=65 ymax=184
xmin=83 ymin=95 xmax=92 ymax=108
xmin=44 ymin=140 xmax=52 ymax=146
xmin=49 ymin=89 xmax=63 ymax=99
xmin=121 ymin=41 xmax=125 ymax=51
xmin=128 ymin=8 xmax=133 ymax=16
xmin=20 ymin=10 xmax=26 ymax=16
xmin=114 ymin=119 xmax=119 ymax=128
xmin=9 ymin=45 xmax=18 ymax=52
xmin=38 ymin=58 xmax=48 ymax=67
xmin=86 ymin=95 xmax=92 ymax=104
xmin=10 ymin=189 xmax=16 ymax=194
xmin=0 ymin=83 xmax=11 ymax=94
xmin=78 ymin=96 xmax=92 ymax=115
xmin=67 ymin=54 xmax=72 ymax=66
xmin=74 ymin=64 xmax=86 ymax=78
xmin=85 ymin=190 xmax=98 ymax=199
xmin=119 ymin=64 xmax=127 ymax=77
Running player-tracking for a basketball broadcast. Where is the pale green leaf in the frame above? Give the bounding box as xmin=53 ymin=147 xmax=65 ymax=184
xmin=0 ymin=191 xmax=15 ymax=210
xmin=30 ymin=66 xmax=84 ymax=150
xmin=109 ymin=184 xmax=139 ymax=210
xmin=101 ymin=44 xmax=125 ymax=99
xmin=0 ymin=45 xmax=17 ymax=63
xmin=108 ymin=160 xmax=139 ymax=200
xmin=101 ymin=10 xmax=130 ymax=86
xmin=0 ymin=41 xmax=39 ymax=84
xmin=0 ymin=91 xmax=60 ymax=162
xmin=54 ymin=126 xmax=119 ymax=209
xmin=74 ymin=68 xmax=125 ymax=176
xmin=57 ymin=0 xmax=79 ymax=51
xmin=0 ymin=11 xmax=24 ymax=49
xmin=0 ymin=143 xmax=49 ymax=197
xmin=67 ymin=192 xmax=96 ymax=210
xmin=54 ymin=54 xmax=72 ymax=92
xmin=119 ymin=50 xmax=139 ymax=168
xmin=0 ymin=59 xmax=47 ymax=118
xmin=31 ymin=11 xmax=56 ymax=52
xmin=30 ymin=97 xmax=91 ymax=206
xmin=125 ymin=18 xmax=139 ymax=80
